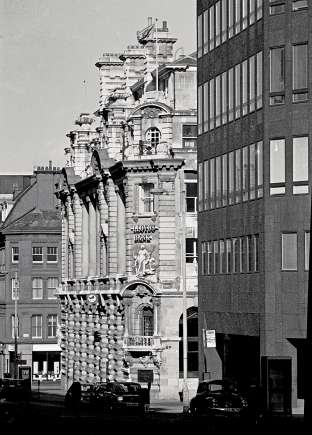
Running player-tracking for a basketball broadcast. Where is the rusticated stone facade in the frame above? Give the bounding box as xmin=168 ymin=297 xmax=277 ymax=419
xmin=56 ymin=20 xmax=198 ymax=399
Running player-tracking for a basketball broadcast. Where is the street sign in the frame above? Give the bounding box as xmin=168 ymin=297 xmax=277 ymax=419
xmin=204 ymin=329 xmax=216 ymax=348
xmin=138 ymin=369 xmax=154 ymax=383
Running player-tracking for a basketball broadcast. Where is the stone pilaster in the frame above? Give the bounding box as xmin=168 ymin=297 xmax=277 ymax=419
xmin=97 ymin=182 xmax=108 ymax=276
xmin=73 ymin=192 xmax=82 ymax=278
xmin=88 ymin=196 xmax=97 ymax=276
xmin=107 ymin=178 xmax=118 ymax=275
xmin=81 ymin=198 xmax=89 ymax=277
xmin=116 ymin=185 xmax=126 ymax=275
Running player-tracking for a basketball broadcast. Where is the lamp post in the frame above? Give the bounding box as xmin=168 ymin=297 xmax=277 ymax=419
xmin=13 ymin=272 xmax=19 ymax=379
xmin=180 ymin=169 xmax=189 ymax=413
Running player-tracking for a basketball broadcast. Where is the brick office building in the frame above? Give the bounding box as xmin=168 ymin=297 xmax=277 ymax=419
xmin=56 ymin=20 xmax=198 ymax=399
xmin=0 ymin=163 xmax=61 ymax=380
xmin=197 ymin=0 xmax=310 ymax=411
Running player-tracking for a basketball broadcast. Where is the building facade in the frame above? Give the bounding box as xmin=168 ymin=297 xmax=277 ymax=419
xmin=197 ymin=0 xmax=309 ymax=410
xmin=0 ymin=163 xmax=61 ymax=380
xmin=0 ymin=174 xmax=32 ymax=224
xmin=56 ymin=20 xmax=198 ymax=399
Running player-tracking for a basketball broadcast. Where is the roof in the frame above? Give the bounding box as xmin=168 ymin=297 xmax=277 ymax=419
xmin=2 ymin=208 xmax=61 ymax=234
xmin=0 ymin=174 xmax=32 ymax=195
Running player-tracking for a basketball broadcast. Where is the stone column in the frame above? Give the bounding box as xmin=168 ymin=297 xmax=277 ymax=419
xmin=66 ymin=196 xmax=75 ymax=279
xmin=153 ymin=297 xmax=161 ymax=336
xmin=61 ymin=204 xmax=68 ymax=281
xmin=88 ymin=195 xmax=97 ymax=276
xmin=73 ymin=192 xmax=82 ymax=278
xmin=81 ymin=198 xmax=89 ymax=277
xmin=116 ymin=185 xmax=126 ymax=275
xmin=123 ymin=298 xmax=132 ymax=337
xmin=97 ymin=181 xmax=108 ymax=276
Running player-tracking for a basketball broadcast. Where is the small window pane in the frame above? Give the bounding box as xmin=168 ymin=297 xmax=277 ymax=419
xmin=210 ymin=158 xmax=215 ymax=209
xmin=222 ymin=154 xmax=228 ymax=206
xmin=235 ymin=149 xmax=241 ymax=203
xmin=292 ymin=1 xmax=308 ymax=11
xmin=229 ymin=151 xmax=235 ymax=204
xmin=282 ymin=233 xmax=297 ymax=270
xmin=270 ymin=139 xmax=285 ymax=194
xmin=215 ymin=1 xmax=221 ymax=46
xmin=216 ymin=156 xmax=221 ymax=208
xmin=12 ymin=247 xmax=19 ymax=263
xmin=209 ymin=5 xmax=215 ymax=51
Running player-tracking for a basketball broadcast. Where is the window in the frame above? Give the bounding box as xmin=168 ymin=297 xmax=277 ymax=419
xmin=292 ymin=0 xmax=308 ymax=11
xmin=11 ymin=277 xmax=19 ymax=300
xmin=247 ymin=235 xmax=253 ymax=272
xmin=209 ymin=79 xmax=215 ymax=129
xmin=145 ymin=127 xmax=161 ymax=152
xmin=215 ymin=1 xmax=221 ymax=47
xmin=256 ymin=141 xmax=263 ymax=198
xmin=229 ymin=151 xmax=234 ymax=204
xmin=305 ymin=231 xmax=310 ymax=270
xmin=235 ymin=149 xmax=241 ymax=203
xmin=256 ymin=52 xmax=263 ymax=109
xmin=228 ymin=0 xmax=234 ymax=38
xmin=216 ymin=156 xmax=221 ymax=208
xmin=221 ymin=72 xmax=227 ymax=124
xmin=270 ymin=1 xmax=286 ymax=15
xmin=242 ymin=60 xmax=248 ymax=115
xmin=138 ymin=184 xmax=154 ymax=214
xmin=221 ymin=0 xmax=227 ymax=43
xmin=233 ymin=237 xmax=240 ymax=273
xmin=198 ymin=162 xmax=203 ymax=211
xmin=242 ymin=0 xmax=248 ymax=30
xmin=198 ymin=85 xmax=203 ymax=135
xmin=254 ymin=234 xmax=259 ymax=272
xmin=226 ymin=239 xmax=232 ymax=273
xmin=293 ymin=137 xmax=309 ymax=194
xmin=204 ymin=160 xmax=209 ymax=210
xmin=235 ymin=0 xmax=241 ymax=34
xmin=186 ymin=238 xmax=198 ymax=264
xmin=293 ymin=44 xmax=308 ymax=102
xmin=142 ymin=307 xmax=153 ymax=336
xmin=32 ymin=277 xmax=43 ymax=299
xmin=242 ymin=146 xmax=249 ymax=201
xmin=235 ymin=63 xmax=241 ymax=118
xmin=182 ymin=125 xmax=197 ymax=149
xmin=208 ymin=242 xmax=213 ymax=274
xmin=215 ymin=75 xmax=221 ymax=127
xmin=270 ymin=139 xmax=285 ymax=195
xmin=198 ymin=13 xmax=203 ymax=58
xmin=249 ymin=55 xmax=256 ymax=112
xmin=11 ymin=315 xmax=19 ymax=339
xmin=213 ymin=241 xmax=219 ymax=273
xmin=31 ymin=315 xmax=42 ymax=338
xmin=249 ymin=143 xmax=256 ymax=200
xmin=204 ymin=81 xmax=209 ymax=132
xmin=209 ymin=4 xmax=215 ymax=51
xmin=47 ymin=314 xmax=57 ymax=338
xmin=47 ymin=247 xmax=58 ymax=262
xmin=250 ymin=0 xmax=256 ymax=24
xmin=210 ymin=158 xmax=215 ymax=209
xmin=219 ymin=239 xmax=225 ymax=273
xmin=201 ymin=242 xmax=208 ymax=275
xmin=270 ymin=47 xmax=285 ymax=105
xmin=32 ymin=246 xmax=43 ymax=263
xmin=228 ymin=67 xmax=234 ymax=121
xmin=222 ymin=154 xmax=228 ymax=206
xmin=203 ymin=10 xmax=209 ymax=54
xmin=240 ymin=236 xmax=247 ymax=273
xmin=11 ymin=246 xmax=19 ymax=263
xmin=282 ymin=233 xmax=297 ymax=270
xmin=185 ymin=182 xmax=197 ymax=213
xmin=47 ymin=277 xmax=58 ymax=299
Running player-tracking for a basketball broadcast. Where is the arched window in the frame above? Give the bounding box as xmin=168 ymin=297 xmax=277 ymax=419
xmin=141 ymin=307 xmax=154 ymax=336
xmin=179 ymin=307 xmax=199 ymax=377
xmin=145 ymin=127 xmax=161 ymax=152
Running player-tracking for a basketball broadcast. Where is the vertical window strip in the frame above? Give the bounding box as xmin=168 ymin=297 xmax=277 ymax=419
xmin=305 ymin=231 xmax=310 ymax=271
xmin=242 ymin=145 xmax=249 ymax=201
xmin=293 ymin=43 xmax=308 ymax=102
xmin=249 ymin=55 xmax=256 ymax=112
xmin=209 ymin=5 xmax=215 ymax=51
xmin=256 ymin=0 xmax=263 ymax=20
xmin=203 ymin=82 xmax=209 ymax=132
xmin=220 ymin=239 xmax=225 ymax=273
xmin=235 ymin=0 xmax=241 ymax=35
xmin=256 ymin=52 xmax=263 ymax=109
xmin=222 ymin=154 xmax=228 ymax=207
xmin=228 ymin=0 xmax=235 ymax=38
xmin=270 ymin=139 xmax=285 ymax=195
xmin=198 ymin=14 xmax=203 ymax=58
xmin=228 ymin=67 xmax=234 ymax=121
xmin=215 ymin=1 xmax=221 ymax=47
xmin=242 ymin=59 xmax=248 ymax=116
xmin=250 ymin=0 xmax=256 ymax=25
xmin=222 ymin=71 xmax=228 ymax=124
xmin=204 ymin=160 xmax=210 ymax=210
xmin=256 ymin=141 xmax=263 ymax=198
xmin=209 ymin=78 xmax=215 ymax=130
xmin=210 ymin=158 xmax=215 ymax=209
xmin=235 ymin=63 xmax=241 ymax=119
xmin=216 ymin=156 xmax=222 ymax=208
xmin=198 ymin=85 xmax=203 ymax=135
xmin=229 ymin=151 xmax=235 ymax=205
xmin=235 ymin=149 xmax=241 ymax=203
xmin=215 ymin=75 xmax=221 ymax=127
xmin=249 ymin=143 xmax=256 ymax=200
xmin=203 ymin=10 xmax=209 ymax=55
xmin=221 ymin=0 xmax=227 ymax=43
xmin=242 ymin=0 xmax=248 ymax=30
xmin=198 ymin=162 xmax=203 ymax=211
xmin=293 ymin=136 xmax=309 ymax=194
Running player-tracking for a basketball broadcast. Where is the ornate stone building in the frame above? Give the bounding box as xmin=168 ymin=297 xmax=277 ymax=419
xmin=56 ymin=20 xmax=198 ymax=399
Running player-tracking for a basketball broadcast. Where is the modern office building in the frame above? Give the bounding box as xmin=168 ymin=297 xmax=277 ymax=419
xmin=0 ymin=163 xmax=61 ymax=380
xmin=56 ymin=19 xmax=198 ymax=399
xmin=197 ymin=0 xmax=309 ymax=410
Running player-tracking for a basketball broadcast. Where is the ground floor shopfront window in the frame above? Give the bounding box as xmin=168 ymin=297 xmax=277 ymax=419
xmin=32 ymin=351 xmax=61 ymax=381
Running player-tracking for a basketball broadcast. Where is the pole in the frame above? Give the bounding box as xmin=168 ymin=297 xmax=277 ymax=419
xmin=14 ymin=272 xmax=18 ymax=379
xmin=180 ymin=169 xmax=189 ymax=413
xmin=155 ymin=18 xmax=159 ymax=97
xmin=304 ymin=195 xmax=312 ymax=421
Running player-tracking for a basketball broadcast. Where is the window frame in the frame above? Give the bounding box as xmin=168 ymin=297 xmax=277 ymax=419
xmin=281 ymin=233 xmax=298 ymax=271
xmin=47 ymin=277 xmax=59 ymax=300
xmin=31 ymin=314 xmax=43 ymax=338
xmin=32 ymin=246 xmax=43 ymax=263
xmin=138 ymin=183 xmax=154 ymax=215
xmin=11 ymin=277 xmax=19 ymax=301
xmin=11 ymin=246 xmax=19 ymax=263
xmin=32 ymin=277 xmax=43 ymax=300
xmin=47 ymin=314 xmax=58 ymax=338
xmin=47 ymin=246 xmax=58 ymax=263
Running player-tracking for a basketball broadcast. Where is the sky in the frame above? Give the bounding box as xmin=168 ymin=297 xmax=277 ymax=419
xmin=0 ymin=0 xmax=196 ymax=173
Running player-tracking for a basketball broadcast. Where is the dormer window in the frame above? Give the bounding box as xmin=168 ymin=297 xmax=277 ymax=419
xmin=145 ymin=127 xmax=161 ymax=153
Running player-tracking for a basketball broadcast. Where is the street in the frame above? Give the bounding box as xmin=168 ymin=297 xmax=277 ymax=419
xmin=0 ymin=391 xmax=308 ymax=435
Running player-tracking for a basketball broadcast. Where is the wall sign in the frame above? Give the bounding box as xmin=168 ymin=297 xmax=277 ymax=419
xmin=131 ymin=225 xmax=158 ymax=243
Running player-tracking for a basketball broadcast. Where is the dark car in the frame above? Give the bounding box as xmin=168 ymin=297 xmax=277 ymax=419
xmin=0 ymin=378 xmax=31 ymax=402
xmin=64 ymin=382 xmax=95 ymax=410
xmin=91 ymin=381 xmax=149 ymax=414
xmin=190 ymin=380 xmax=249 ymax=419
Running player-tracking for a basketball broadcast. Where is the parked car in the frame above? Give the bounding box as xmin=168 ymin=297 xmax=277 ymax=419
xmin=0 ymin=378 xmax=31 ymax=402
xmin=189 ymin=379 xmax=249 ymax=419
xmin=91 ymin=381 xmax=150 ymax=414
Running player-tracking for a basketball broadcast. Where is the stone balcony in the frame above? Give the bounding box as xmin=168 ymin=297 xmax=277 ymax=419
xmin=123 ymin=335 xmax=161 ymax=350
